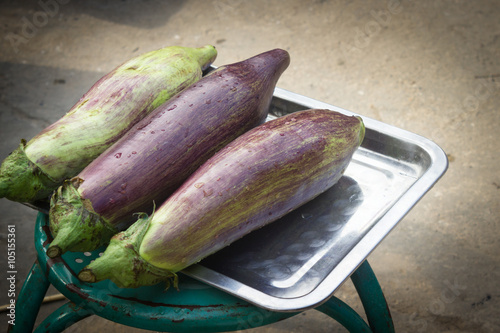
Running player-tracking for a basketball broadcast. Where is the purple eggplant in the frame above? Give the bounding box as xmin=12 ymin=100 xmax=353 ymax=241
xmin=47 ymin=48 xmax=291 ymax=258
xmin=78 ymin=109 xmax=365 ymax=288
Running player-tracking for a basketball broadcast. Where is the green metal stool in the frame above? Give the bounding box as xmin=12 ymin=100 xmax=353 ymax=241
xmin=9 ymin=212 xmax=394 ymax=332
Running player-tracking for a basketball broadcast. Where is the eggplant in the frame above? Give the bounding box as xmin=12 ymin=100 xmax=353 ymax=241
xmin=78 ymin=109 xmax=365 ymax=288
xmin=47 ymin=49 xmax=291 ymax=258
xmin=0 ymin=45 xmax=217 ymax=204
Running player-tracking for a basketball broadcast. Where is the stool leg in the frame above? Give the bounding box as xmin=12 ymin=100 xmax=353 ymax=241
xmin=7 ymin=260 xmax=50 ymax=333
xmin=33 ymin=302 xmax=92 ymax=333
xmin=351 ymin=260 xmax=395 ymax=333
xmin=317 ymin=296 xmax=372 ymax=332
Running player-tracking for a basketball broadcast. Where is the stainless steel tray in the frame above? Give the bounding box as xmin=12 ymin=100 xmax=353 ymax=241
xmin=181 ymin=87 xmax=448 ymax=312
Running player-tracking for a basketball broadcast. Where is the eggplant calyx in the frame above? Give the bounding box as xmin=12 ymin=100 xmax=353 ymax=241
xmin=77 ymin=213 xmax=176 ymax=289
xmin=47 ymin=178 xmax=117 ymax=257
xmin=0 ymin=140 xmax=56 ymax=202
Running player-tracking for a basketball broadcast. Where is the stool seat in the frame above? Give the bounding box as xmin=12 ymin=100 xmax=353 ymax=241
xmin=9 ymin=212 xmax=394 ymax=332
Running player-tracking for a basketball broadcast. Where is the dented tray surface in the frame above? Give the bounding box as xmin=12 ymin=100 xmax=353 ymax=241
xmin=181 ymin=87 xmax=448 ymax=312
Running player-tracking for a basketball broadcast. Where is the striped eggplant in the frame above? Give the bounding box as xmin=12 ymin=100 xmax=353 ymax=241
xmin=47 ymin=49 xmax=291 ymax=258
xmin=78 ymin=109 xmax=365 ymax=288
xmin=0 ymin=45 xmax=217 ymax=204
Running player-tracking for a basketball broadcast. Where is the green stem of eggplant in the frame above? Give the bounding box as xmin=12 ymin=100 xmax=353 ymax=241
xmin=48 ymin=178 xmax=117 ymax=256
xmin=77 ymin=213 xmax=176 ymax=289
xmin=0 ymin=140 xmax=55 ymax=202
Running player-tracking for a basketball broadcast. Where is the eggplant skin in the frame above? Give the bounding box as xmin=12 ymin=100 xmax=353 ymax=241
xmin=0 ymin=45 xmax=217 ymax=203
xmin=139 ymin=109 xmax=365 ymax=272
xmin=48 ymin=48 xmax=290 ymax=257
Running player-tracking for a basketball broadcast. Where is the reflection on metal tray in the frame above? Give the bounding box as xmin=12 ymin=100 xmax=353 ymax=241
xmin=181 ymin=87 xmax=448 ymax=312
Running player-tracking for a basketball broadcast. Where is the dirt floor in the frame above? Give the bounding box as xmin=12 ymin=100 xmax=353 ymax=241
xmin=0 ymin=0 xmax=499 ymax=332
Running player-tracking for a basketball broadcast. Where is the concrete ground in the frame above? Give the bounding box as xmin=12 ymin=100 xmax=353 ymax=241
xmin=0 ymin=0 xmax=499 ymax=332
